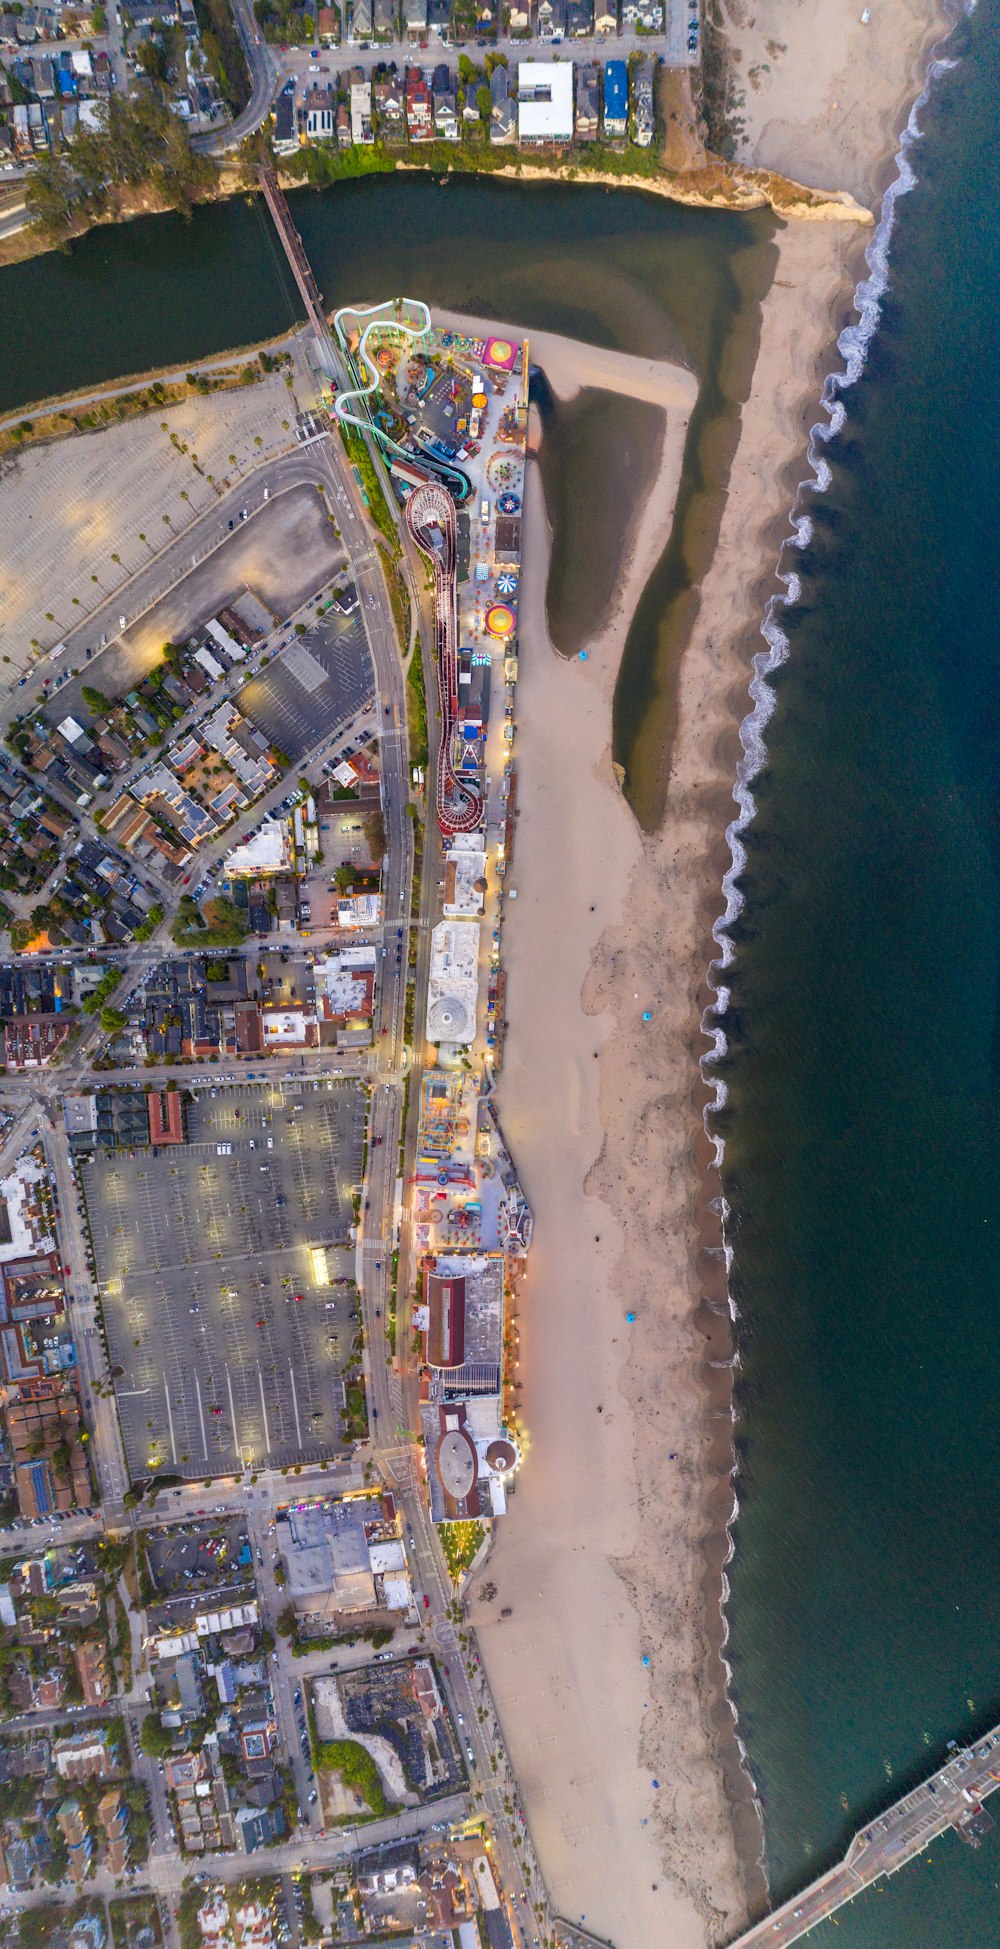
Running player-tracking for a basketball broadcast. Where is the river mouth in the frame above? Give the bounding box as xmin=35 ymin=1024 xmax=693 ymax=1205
xmin=1 ymin=176 xmax=777 ymax=828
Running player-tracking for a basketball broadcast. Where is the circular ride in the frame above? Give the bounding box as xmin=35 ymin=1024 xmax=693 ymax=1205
xmin=485 ymin=602 xmax=517 ymax=639
xmin=497 ymin=491 xmax=521 ymax=515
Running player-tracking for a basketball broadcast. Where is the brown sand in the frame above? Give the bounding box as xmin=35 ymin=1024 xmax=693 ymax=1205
xmin=465 ymin=219 xmax=863 ymax=1949
xmin=449 ymin=4 xmax=946 ymax=1937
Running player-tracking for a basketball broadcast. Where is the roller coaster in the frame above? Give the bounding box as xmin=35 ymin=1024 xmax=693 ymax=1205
xmin=332 ymin=298 xmax=473 ymax=505
xmin=405 ymin=481 xmax=484 ymax=838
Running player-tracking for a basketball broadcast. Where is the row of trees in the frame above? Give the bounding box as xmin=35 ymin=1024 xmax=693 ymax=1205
xmin=25 ymin=94 xmax=217 ymax=243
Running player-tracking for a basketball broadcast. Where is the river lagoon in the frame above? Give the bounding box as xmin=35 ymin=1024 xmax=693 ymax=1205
xmin=0 ymin=176 xmax=775 ymax=823
xmin=3 ymin=109 xmax=997 ymax=1936
xmin=721 ymin=5 xmax=1000 ymax=1941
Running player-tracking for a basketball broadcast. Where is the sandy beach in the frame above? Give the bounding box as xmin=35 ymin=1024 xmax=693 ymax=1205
xmin=457 ymin=3 xmax=948 ymax=1942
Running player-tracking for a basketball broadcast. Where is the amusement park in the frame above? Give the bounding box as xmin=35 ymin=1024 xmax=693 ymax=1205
xmin=332 ymin=299 xmax=527 ymax=839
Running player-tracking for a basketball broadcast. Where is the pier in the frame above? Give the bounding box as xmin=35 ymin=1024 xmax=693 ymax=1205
xmin=729 ymin=1729 xmax=1000 ymax=1944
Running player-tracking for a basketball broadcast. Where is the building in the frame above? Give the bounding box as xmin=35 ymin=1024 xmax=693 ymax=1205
xmin=99 ymin=1788 xmax=130 ymax=1874
xmin=54 ymin=1730 xmax=115 ymax=1781
xmin=517 ymin=59 xmax=575 ymax=143
xmin=350 ymin=73 xmax=373 ymax=142
xmin=426 ymin=918 xmax=479 ymax=1046
xmin=632 ymin=61 xmax=654 ymax=146
xmin=603 ymin=58 xmax=628 ymax=138
xmin=420 ymin=1396 xmax=519 ymax=1522
xmin=223 ymin=821 xmax=292 ymax=879
xmin=442 ymin=834 xmax=487 ymax=918
xmin=147 ymin=1088 xmax=185 ymax=1146
xmin=73 ymin=1639 xmax=111 ymax=1707
xmin=575 ymin=60 xmax=600 ymax=141
xmin=272 ymin=78 xmax=298 ymax=154
xmin=489 ymin=62 xmax=516 ymax=144
xmin=277 ymin=1495 xmax=411 ymax=1621
xmin=422 ymin=1251 xmax=504 ymax=1394
xmin=405 ymin=65 xmax=433 ymax=140
xmin=57 ymin=1800 xmax=91 ymax=1884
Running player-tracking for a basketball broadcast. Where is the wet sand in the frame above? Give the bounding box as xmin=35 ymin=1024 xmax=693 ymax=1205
xmin=457 ymin=218 xmax=868 ymax=1946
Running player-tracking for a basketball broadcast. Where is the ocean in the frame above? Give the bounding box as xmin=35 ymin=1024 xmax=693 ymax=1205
xmin=717 ymin=3 xmax=1000 ymax=1941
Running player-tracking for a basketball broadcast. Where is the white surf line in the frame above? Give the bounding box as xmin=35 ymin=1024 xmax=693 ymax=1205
xmin=257 ymin=1369 xmax=273 ymax=1459
xmin=194 ymin=1375 xmax=209 ymax=1461
xmin=288 ymin=1363 xmax=304 ymax=1450
xmin=163 ymin=1380 xmax=177 ymax=1465
xmin=225 ymin=1366 xmax=241 ymax=1460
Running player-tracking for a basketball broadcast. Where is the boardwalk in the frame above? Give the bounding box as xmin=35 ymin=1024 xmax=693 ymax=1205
xmin=729 ymin=1729 xmax=1000 ymax=1945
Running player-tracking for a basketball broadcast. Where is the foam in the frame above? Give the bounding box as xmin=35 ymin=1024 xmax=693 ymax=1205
xmin=698 ymin=5 xmax=973 ymax=1894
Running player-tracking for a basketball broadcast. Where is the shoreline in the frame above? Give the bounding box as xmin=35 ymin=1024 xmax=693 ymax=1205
xmin=691 ymin=0 xmax=966 ymax=1920
xmin=465 ymin=8 xmax=956 ymax=1943
xmin=0 ymin=145 xmax=870 ymax=278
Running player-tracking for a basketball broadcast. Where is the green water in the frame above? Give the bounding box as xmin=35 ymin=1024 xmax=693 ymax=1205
xmin=721 ymin=4 xmax=1000 ymax=1939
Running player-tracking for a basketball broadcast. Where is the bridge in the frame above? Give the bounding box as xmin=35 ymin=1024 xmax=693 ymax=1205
xmin=730 ymin=1728 xmax=1000 ymax=1945
xmin=404 ymin=480 xmax=484 ymax=836
xmin=257 ymin=163 xmax=330 ymax=349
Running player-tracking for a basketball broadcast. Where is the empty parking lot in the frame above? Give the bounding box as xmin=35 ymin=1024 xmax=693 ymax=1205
xmin=84 ymin=1081 xmax=367 ymax=1481
xmin=238 ymin=609 xmax=374 ymax=762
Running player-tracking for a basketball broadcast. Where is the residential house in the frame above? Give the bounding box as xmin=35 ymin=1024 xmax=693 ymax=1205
xmin=350 ymin=71 xmax=374 ymax=141
xmin=508 ymin=0 xmax=530 ymax=29
xmin=575 ymin=59 xmax=599 ymax=140
xmin=97 ymin=1788 xmax=129 ymax=1876
xmin=316 ymin=4 xmax=339 ymax=37
xmin=351 ymin=0 xmax=373 ymax=37
xmin=602 ymin=57 xmax=627 ymax=137
xmin=336 ymin=100 xmax=351 ymax=145
xmin=373 ymin=0 xmax=396 ymax=32
xmin=56 ymin=1801 xmax=92 ymax=1884
xmin=403 ymin=0 xmax=427 ymax=33
xmin=535 ymin=0 xmax=567 ymax=39
xmin=432 ymin=62 xmax=457 ymax=139
xmin=426 ymin=0 xmax=450 ymax=35
xmin=272 ymin=78 xmax=298 ymax=154
xmin=631 ymin=60 xmax=654 ymax=145
xmin=594 ymin=0 xmax=617 ymax=30
xmin=565 ymin=0 xmax=593 ymax=33
xmin=73 ymin=1639 xmax=111 ymax=1707
xmin=405 ymin=64 xmax=433 ymax=140
xmin=490 ymin=62 xmax=516 ymax=144
xmin=373 ymin=72 xmax=405 ymax=136
xmin=304 ymin=84 xmax=336 ymax=140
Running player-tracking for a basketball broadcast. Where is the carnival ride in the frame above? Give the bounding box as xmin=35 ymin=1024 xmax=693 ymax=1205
xmin=332 ymin=298 xmax=473 ymax=504
xmin=405 ymin=481 xmax=485 ymax=837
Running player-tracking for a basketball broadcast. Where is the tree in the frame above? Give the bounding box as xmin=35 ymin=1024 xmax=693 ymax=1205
xmin=275 ymin=1604 xmax=296 ymax=1638
xmin=100 ymin=1005 xmax=127 ymax=1033
xmin=24 ymin=150 xmax=78 ymax=241
xmin=139 ymin=1715 xmax=175 ymax=1757
xmin=81 ymin=685 xmax=111 ymax=716
xmin=476 ymin=84 xmax=492 ymax=124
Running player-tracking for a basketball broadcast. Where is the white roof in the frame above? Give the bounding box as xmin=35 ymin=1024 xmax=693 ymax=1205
xmin=206 ymin=617 xmax=245 ymax=660
xmin=517 ymin=60 xmax=574 ymax=140
xmin=193 ymin=646 xmax=225 ymax=683
xmin=57 ymin=715 xmax=87 ymax=745
xmin=223 ymin=821 xmax=291 ymax=878
xmin=262 ymin=1009 xmax=308 ymax=1044
xmin=381 ymin=1575 xmax=412 ymax=1610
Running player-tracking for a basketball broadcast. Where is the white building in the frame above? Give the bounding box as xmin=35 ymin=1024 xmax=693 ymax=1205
xmin=443 ymin=832 xmax=487 ymax=917
xmin=517 ymin=60 xmax=574 ymax=143
xmin=426 ymin=919 xmax=479 ymax=1046
xmin=222 ymin=821 xmax=291 ymax=879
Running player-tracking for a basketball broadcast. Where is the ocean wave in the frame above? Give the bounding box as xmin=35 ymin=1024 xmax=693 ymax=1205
xmin=698 ymin=3 xmax=972 ymax=1893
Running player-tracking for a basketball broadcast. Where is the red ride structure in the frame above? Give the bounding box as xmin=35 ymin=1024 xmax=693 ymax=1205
xmin=405 ymin=481 xmax=484 ymax=836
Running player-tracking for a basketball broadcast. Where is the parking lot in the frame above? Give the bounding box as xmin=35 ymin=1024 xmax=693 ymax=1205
xmin=84 ymin=1081 xmax=367 ymax=1481
xmin=144 ymin=1514 xmax=252 ymax=1597
xmin=238 ymin=609 xmax=374 ymax=763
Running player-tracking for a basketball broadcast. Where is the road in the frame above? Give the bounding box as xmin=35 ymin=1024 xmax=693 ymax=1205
xmin=194 ymin=0 xmax=282 ymax=155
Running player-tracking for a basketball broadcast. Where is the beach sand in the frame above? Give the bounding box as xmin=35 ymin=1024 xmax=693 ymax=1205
xmin=443 ymin=6 xmax=947 ymax=1940
xmin=723 ymin=0 xmax=948 ymax=207
xmin=464 ymin=220 xmax=862 ymax=1949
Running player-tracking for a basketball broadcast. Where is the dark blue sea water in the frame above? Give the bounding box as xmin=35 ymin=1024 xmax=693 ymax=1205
xmin=720 ymin=4 xmax=1000 ymax=1942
